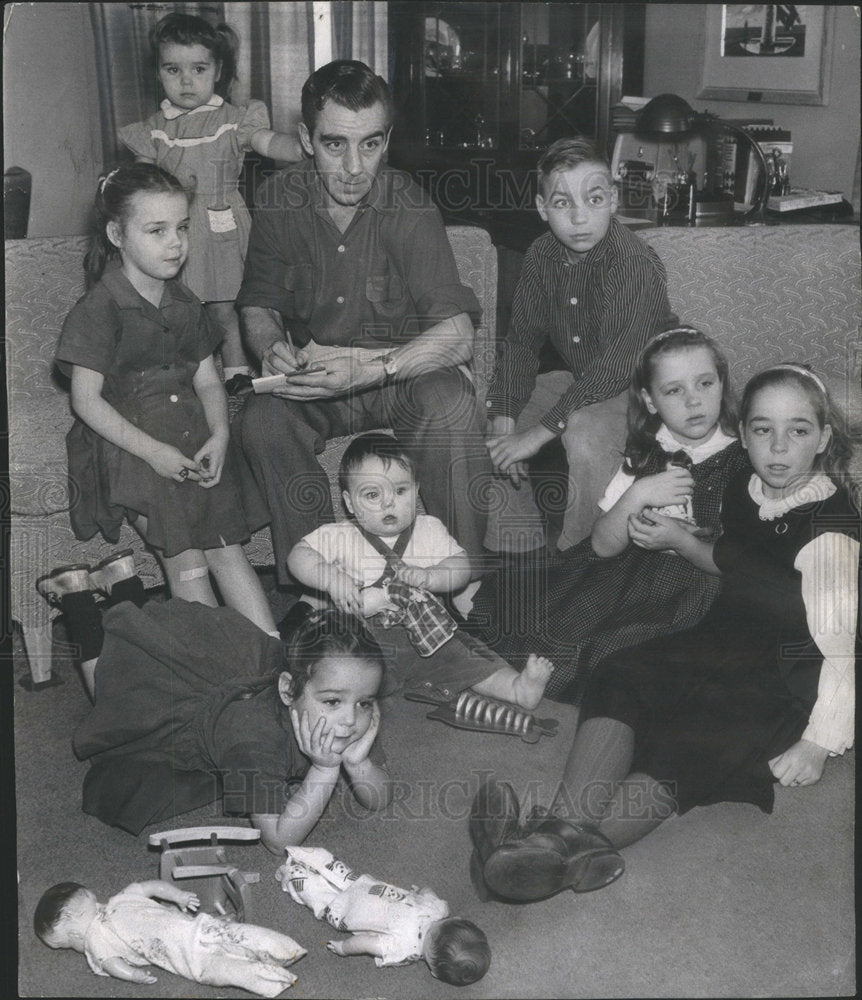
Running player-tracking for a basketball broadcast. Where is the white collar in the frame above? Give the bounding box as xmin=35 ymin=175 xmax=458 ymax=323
xmin=747 ymin=473 xmax=836 ymax=521
xmin=160 ymin=94 xmax=224 ymax=120
xmin=655 ymin=423 xmax=736 ymax=464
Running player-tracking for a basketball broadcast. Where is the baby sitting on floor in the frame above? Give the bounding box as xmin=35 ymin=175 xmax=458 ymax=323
xmin=276 ymin=846 xmax=490 ymax=985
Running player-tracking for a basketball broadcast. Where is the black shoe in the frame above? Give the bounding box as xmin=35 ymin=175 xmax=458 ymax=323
xmin=469 ymin=779 xmax=521 ymax=863
xmin=482 ymin=819 xmax=624 ymax=902
xmin=225 ymin=373 xmax=253 ymax=397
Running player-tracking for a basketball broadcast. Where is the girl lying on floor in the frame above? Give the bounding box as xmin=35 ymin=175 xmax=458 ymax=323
xmin=36 ymin=561 xmax=391 ymax=851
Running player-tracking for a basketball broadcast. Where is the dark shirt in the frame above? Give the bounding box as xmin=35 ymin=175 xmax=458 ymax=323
xmin=485 ymin=218 xmax=676 ymax=434
xmin=56 ymin=267 xmax=217 ymax=383
xmin=236 ymin=160 xmax=480 ymax=348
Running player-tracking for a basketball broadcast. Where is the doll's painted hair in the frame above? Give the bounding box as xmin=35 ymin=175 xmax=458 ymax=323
xmin=624 ymin=326 xmax=737 ymax=474
xmin=301 ymin=60 xmax=393 ymax=134
xmin=84 ymin=163 xmax=187 ymax=288
xmin=33 ymin=882 xmax=87 ymax=944
xmin=425 ymin=917 xmax=491 ymax=986
xmin=338 ymin=432 xmax=416 ymax=496
xmin=739 ymin=364 xmax=855 ymax=484
xmin=279 ymin=608 xmax=385 ymax=699
xmin=537 ymin=136 xmax=612 ymax=197
xmin=150 ymin=12 xmax=239 ymax=98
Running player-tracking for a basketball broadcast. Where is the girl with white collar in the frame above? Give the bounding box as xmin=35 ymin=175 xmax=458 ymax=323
xmin=473 ymin=362 xmax=858 ymax=902
xmin=120 ymin=13 xmax=301 ymax=389
xmin=469 ymin=327 xmax=749 ymax=703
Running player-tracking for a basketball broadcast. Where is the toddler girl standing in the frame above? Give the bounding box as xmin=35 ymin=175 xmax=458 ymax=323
xmin=56 ymin=163 xmax=273 ymax=629
xmin=119 ymin=13 xmax=301 ymax=387
xmin=468 ymin=327 xmax=749 ymax=702
xmin=472 ymin=364 xmax=858 ymax=903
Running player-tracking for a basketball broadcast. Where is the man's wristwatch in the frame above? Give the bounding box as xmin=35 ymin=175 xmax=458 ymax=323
xmin=377 ymin=353 xmax=398 ymax=387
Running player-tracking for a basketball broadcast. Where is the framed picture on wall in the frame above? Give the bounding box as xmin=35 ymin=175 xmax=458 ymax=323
xmin=698 ymin=5 xmax=833 ymax=105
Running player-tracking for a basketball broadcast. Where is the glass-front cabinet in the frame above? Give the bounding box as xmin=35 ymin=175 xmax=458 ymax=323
xmin=388 ymin=2 xmax=645 ymax=246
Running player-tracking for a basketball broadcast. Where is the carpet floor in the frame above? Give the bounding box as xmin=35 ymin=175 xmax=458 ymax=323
xmin=12 ymin=576 xmax=856 ymax=998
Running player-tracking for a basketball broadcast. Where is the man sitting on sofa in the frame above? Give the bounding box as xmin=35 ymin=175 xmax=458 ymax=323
xmin=235 ymin=60 xmax=493 ymax=583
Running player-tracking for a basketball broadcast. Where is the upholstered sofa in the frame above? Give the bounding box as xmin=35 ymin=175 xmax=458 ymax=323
xmin=6 ymin=226 xmax=498 ymax=684
xmin=7 ymin=223 xmax=860 ymax=686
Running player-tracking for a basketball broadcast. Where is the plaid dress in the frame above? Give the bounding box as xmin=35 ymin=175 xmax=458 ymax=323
xmin=467 ymin=440 xmax=749 ymax=704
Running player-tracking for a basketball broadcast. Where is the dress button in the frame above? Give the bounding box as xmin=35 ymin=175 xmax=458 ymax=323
xmin=336 ymin=295 xmax=345 ymax=304
xmin=182 ymin=430 xmax=190 ymax=439
xmin=337 ymin=244 xmax=346 ymax=253
xmin=570 ymin=297 xmax=578 ymax=305
xmin=169 ymin=394 xmax=179 ymax=403
xmin=572 ymin=336 xmax=581 ymax=343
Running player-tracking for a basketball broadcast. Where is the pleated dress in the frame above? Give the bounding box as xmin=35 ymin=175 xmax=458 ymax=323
xmin=57 ymin=267 xmax=269 ymax=556
xmin=468 ymin=439 xmax=750 ymax=703
xmin=581 ymin=472 xmax=858 ymax=814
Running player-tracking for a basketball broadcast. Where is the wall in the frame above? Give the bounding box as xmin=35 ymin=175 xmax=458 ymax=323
xmin=643 ymin=4 xmax=860 ymax=199
xmin=3 ymin=3 xmax=102 ymax=237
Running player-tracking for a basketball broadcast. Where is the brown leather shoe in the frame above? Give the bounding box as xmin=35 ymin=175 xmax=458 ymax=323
xmin=483 ymin=819 xmax=624 ymax=901
xmin=469 ymin=779 xmax=521 ymax=862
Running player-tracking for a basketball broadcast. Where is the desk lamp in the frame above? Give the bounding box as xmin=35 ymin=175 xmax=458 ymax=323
xmin=631 ymin=93 xmax=771 ymax=225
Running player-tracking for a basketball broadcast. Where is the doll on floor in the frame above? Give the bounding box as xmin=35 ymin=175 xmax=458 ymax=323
xmin=276 ymin=846 xmax=490 ymax=986
xmin=34 ymin=879 xmax=305 ymax=997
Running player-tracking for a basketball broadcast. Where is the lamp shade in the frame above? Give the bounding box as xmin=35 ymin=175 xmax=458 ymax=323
xmin=636 ymin=94 xmax=696 ymax=137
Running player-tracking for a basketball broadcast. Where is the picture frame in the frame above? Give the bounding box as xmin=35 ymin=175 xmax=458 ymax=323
xmin=698 ymin=4 xmax=833 ymax=106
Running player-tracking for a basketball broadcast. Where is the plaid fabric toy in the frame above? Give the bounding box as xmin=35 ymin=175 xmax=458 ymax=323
xmin=356 ymin=523 xmax=458 ymax=658
xmin=375 ymin=581 xmax=458 ymax=657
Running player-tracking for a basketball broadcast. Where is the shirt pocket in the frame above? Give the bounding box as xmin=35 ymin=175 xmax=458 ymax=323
xmin=282 ymin=263 xmax=314 ymax=317
xmin=365 ymin=269 xmax=406 ymax=311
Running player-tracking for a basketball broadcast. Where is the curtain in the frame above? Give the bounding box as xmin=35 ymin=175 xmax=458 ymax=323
xmin=90 ymin=1 xmax=388 ymax=167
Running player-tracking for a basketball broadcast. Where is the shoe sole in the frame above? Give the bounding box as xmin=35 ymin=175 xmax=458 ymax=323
xmin=484 ymin=844 xmax=625 ymax=901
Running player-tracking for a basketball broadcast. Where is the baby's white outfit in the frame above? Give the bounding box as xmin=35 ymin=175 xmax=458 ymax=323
xmin=276 ymin=846 xmax=449 ymax=967
xmin=84 ymin=888 xmax=305 ymax=997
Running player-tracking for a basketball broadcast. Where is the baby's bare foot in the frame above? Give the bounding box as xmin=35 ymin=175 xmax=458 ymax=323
xmin=512 ymin=654 xmax=554 ymax=711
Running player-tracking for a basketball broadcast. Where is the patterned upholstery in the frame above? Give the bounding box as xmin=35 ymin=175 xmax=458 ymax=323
xmin=5 ymin=226 xmax=497 ymax=681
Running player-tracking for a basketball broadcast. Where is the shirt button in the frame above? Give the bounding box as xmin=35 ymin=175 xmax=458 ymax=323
xmin=486 ymin=400 xmax=492 ymax=407
xmin=572 ymin=335 xmax=581 ymax=343
xmin=169 ymin=394 xmax=179 ymax=403
xmin=557 ymin=421 xmax=565 ymax=430
xmin=337 ymin=244 xmax=346 ymax=253
xmin=336 ymin=295 xmax=345 ymax=304
xmin=182 ymin=430 xmax=190 ymax=439
xmin=570 ymin=297 xmax=578 ymax=305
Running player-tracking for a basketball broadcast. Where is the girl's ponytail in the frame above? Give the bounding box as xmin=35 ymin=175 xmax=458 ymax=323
xmin=83 ymin=164 xmax=187 ymax=288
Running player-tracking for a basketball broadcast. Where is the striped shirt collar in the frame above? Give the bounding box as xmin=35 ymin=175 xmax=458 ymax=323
xmin=160 ymin=94 xmax=224 ymax=120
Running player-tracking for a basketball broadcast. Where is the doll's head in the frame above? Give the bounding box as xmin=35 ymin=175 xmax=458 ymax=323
xmin=34 ymin=882 xmax=100 ymax=953
xmin=423 ymin=917 xmax=491 ymax=985
xmin=339 ymin=432 xmax=419 ymax=538
xmin=151 ymin=12 xmax=238 ymax=104
xmin=739 ymin=363 xmax=853 ymax=496
xmin=278 ymin=610 xmax=385 ymax=754
xmin=625 ymin=326 xmax=737 ymax=473
xmin=85 ymin=163 xmax=188 ymax=289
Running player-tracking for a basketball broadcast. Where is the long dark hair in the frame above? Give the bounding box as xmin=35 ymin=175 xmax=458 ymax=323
xmin=151 ymin=12 xmax=239 ymax=99
xmin=279 ymin=609 xmax=385 ymax=699
xmin=624 ymin=326 xmax=737 ymax=474
xmin=84 ymin=163 xmax=187 ymax=288
xmin=740 ymin=364 xmax=856 ymax=488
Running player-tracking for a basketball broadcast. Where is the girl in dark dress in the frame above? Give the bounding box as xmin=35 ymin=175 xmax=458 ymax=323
xmin=54 ymin=163 xmax=273 ymax=631
xmin=469 ymin=328 xmax=748 ymax=703
xmin=38 ymin=562 xmax=391 ymax=853
xmin=472 ymin=365 xmax=858 ymax=902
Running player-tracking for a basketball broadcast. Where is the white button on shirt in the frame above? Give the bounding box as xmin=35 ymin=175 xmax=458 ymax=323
xmin=336 ymin=296 xmax=345 ymax=304
xmin=337 ymin=245 xmax=346 ymax=253
xmin=169 ymin=394 xmax=178 ymax=403
xmin=572 ymin=336 xmax=580 ymax=343
xmin=570 ymin=297 xmax=578 ymax=305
